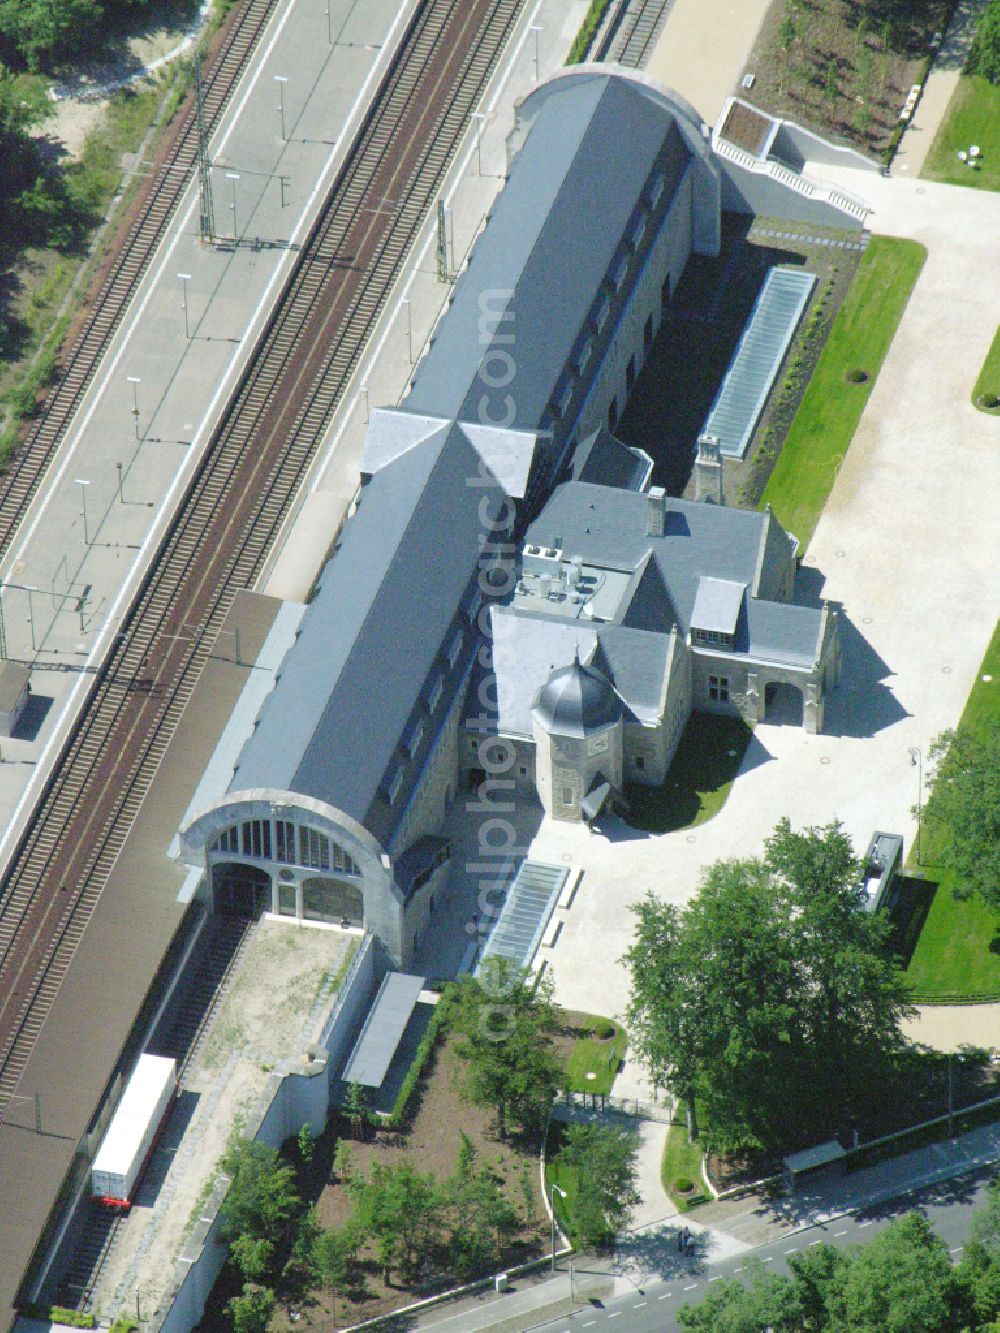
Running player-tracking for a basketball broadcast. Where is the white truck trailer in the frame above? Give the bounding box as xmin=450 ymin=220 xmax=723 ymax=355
xmin=91 ymin=1053 xmax=177 ymax=1207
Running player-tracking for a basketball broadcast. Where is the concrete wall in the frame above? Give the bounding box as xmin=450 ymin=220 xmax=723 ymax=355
xmin=771 ymin=122 xmax=879 ymax=174
xmin=718 ymin=160 xmax=865 ymax=230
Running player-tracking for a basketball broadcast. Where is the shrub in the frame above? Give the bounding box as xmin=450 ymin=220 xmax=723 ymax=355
xmin=674 ymin=1175 xmax=695 ymax=1194
xmin=566 ymin=0 xmax=612 ymax=64
xmin=385 ymin=988 xmax=453 ymax=1127
xmin=21 ymin=1306 xmax=95 ymax=1329
xmin=845 ymin=367 xmax=870 ymax=383
xmin=967 ymin=0 xmax=1000 ymax=82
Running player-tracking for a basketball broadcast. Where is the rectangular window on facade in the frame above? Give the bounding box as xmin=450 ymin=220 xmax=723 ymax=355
xmin=387 ymin=767 xmax=404 ymax=804
xmin=428 ymin=676 xmax=444 ymax=712
xmin=635 ymin=756 xmax=645 ymax=770
xmin=278 ymin=883 xmax=296 ymax=916
xmin=275 ymin=820 xmax=294 ymax=863
xmin=519 ymin=766 xmax=527 ymax=776
xmin=709 ymin=675 xmax=730 ymax=703
xmin=561 ymin=786 xmax=575 ymax=805
xmin=447 ymin=630 xmax=463 ymax=669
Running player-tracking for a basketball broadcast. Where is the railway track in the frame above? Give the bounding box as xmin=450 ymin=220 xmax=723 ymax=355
xmin=611 ymin=0 xmax=673 ymax=68
xmin=0 ymin=0 xmax=281 ymax=563
xmin=0 ymin=0 xmax=526 ymax=1113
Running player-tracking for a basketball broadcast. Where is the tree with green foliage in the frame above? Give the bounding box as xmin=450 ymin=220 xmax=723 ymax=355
xmin=348 ymin=1159 xmax=442 ymax=1285
xmin=968 ymin=0 xmax=1000 ymax=83
xmin=824 ymin=1212 xmax=965 ymax=1332
xmin=449 ymin=967 xmax=561 ymax=1140
xmin=226 ymin=1282 xmax=275 ymax=1333
xmin=0 ymin=0 xmax=106 ymax=72
xmin=332 ymin=1138 xmax=354 ymax=1184
xmin=313 ymin=1226 xmax=359 ymax=1325
xmin=446 ymin=1134 xmax=520 ymax=1278
xmin=344 ymin=1081 xmax=368 ymax=1140
xmin=678 ymin=1259 xmax=803 ymax=1330
xmin=297 ymin=1121 xmax=315 ymax=1168
xmin=824 ymin=58 xmax=839 ymax=112
xmin=681 ymin=1213 xmax=974 ymax=1331
xmin=229 ymin=1233 xmax=273 ymax=1283
xmin=624 ymin=821 xmax=914 ymax=1155
xmin=555 ymin=1121 xmax=640 ymax=1247
xmin=777 ymin=13 xmax=797 ymax=93
xmin=923 ymin=721 xmax=1000 ymax=908
xmin=219 ymin=1139 xmax=300 ymax=1247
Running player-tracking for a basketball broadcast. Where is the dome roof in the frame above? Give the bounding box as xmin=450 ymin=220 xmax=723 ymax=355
xmin=533 ymin=654 xmax=622 ymax=738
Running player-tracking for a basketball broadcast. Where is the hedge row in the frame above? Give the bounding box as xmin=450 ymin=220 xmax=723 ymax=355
xmin=566 ymin=0 xmax=613 ymax=65
xmin=21 ymin=1306 xmax=95 ymax=1328
xmin=385 ymin=989 xmax=455 ymax=1128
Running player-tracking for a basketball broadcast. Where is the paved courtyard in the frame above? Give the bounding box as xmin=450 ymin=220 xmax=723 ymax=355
xmin=532 ymin=166 xmax=1000 ymax=1052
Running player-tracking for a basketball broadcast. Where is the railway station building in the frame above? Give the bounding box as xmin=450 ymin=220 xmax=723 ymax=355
xmin=178 ymin=67 xmax=842 ymax=964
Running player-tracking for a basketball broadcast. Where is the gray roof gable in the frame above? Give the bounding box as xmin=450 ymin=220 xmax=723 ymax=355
xmin=404 ymin=74 xmax=692 ymax=432
xmin=232 ymin=425 xmax=506 ymax=833
xmin=527 ymin=481 xmax=772 ymax=631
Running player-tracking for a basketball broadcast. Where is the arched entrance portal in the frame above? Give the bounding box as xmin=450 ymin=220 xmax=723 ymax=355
xmin=213 ymin=862 xmax=272 ymax=917
xmin=764 ymin=681 xmax=804 ymax=727
xmin=302 ymin=877 xmax=364 ymax=926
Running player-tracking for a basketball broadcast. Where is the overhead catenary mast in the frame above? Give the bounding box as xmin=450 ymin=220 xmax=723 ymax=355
xmin=195 ymin=56 xmax=215 ymax=243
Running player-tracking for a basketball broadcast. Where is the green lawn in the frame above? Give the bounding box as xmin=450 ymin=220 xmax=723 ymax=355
xmin=760 ymin=236 xmax=927 ymax=549
xmin=973 ymin=325 xmax=1000 ymax=414
xmin=624 ymin=713 xmax=752 ymax=834
xmin=661 ymin=1119 xmax=709 ymax=1213
xmin=545 ymin=1122 xmax=582 ymax=1244
xmin=564 ymin=1015 xmax=628 ymax=1096
xmin=923 ymin=75 xmax=1000 ymax=191
xmin=903 ymin=621 xmax=1000 ymax=1002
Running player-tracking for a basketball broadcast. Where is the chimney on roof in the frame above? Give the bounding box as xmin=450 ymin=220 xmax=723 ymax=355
xmin=695 ymin=434 xmax=724 ymax=505
xmin=646 ymin=485 xmax=667 ymax=537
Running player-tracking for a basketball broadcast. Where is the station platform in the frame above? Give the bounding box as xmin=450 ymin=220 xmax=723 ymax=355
xmin=0 ymin=0 xmax=583 ymax=1318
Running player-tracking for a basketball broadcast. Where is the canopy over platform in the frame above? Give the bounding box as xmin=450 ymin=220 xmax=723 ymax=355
xmin=341 ymin=972 xmax=426 ymax=1089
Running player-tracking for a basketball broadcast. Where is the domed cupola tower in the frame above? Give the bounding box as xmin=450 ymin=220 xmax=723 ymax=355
xmin=531 ymin=649 xmax=623 ymax=822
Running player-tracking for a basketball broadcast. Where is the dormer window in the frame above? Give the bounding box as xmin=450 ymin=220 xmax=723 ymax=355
xmin=693 ymin=628 xmax=734 ymax=650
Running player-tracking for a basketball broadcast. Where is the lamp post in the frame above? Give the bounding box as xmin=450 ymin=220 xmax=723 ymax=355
xmin=550 ymin=1182 xmax=567 ymax=1271
xmin=470 ymin=111 xmax=486 ymax=176
xmin=75 ymin=478 xmax=91 ymax=546
xmin=226 ymin=171 xmax=240 ymax=239
xmin=908 ymin=746 xmax=923 ymax=865
xmin=402 ymin=297 xmax=413 ymax=364
xmin=529 ymin=24 xmax=543 ymax=81
xmin=274 ymin=75 xmax=288 ymax=140
xmin=126 ymin=375 xmax=141 ymax=440
xmin=177 ymin=271 xmax=192 ymax=338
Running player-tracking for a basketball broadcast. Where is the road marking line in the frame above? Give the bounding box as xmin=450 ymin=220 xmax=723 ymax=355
xmin=734 ymin=1266 xmax=744 ymax=1273
xmin=785 ymin=1246 xmax=800 ymax=1254
xmin=658 ymin=1293 xmax=671 ymax=1300
xmin=762 ymin=1256 xmax=774 ymax=1263
xmin=858 ymin=1220 xmax=873 ymax=1228
xmin=608 ymin=1312 xmax=622 ymax=1319
xmin=808 ymin=1239 xmax=823 ymax=1246
xmin=951 ymin=1246 xmax=964 ymax=1254
xmin=634 ymin=1301 xmax=647 ymax=1308
xmin=834 ymin=1230 xmax=847 ymax=1236
xmin=582 ymin=1323 xmax=595 ymax=1328
xmin=709 ymin=1275 xmax=723 ymax=1283
xmin=684 ymin=1283 xmax=698 ymax=1290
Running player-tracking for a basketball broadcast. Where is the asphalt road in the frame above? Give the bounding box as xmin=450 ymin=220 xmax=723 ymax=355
xmin=555 ymin=1167 xmax=994 ymax=1332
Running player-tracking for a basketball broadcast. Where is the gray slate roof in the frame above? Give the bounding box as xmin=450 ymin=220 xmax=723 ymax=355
xmin=691 ymin=576 xmax=746 ymax=635
xmin=404 ymin=74 xmax=693 ymax=432
xmin=484 ymin=606 xmax=671 ymax=735
xmin=231 ymin=424 xmax=505 ymax=841
xmin=571 ymin=429 xmax=652 ymax=492
xmin=526 ymin=481 xmax=823 ymax=665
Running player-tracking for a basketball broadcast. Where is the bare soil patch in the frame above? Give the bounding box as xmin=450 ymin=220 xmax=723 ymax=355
xmin=744 ymin=0 xmax=955 ymax=158
xmin=268 ymin=1025 xmax=551 ymax=1329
